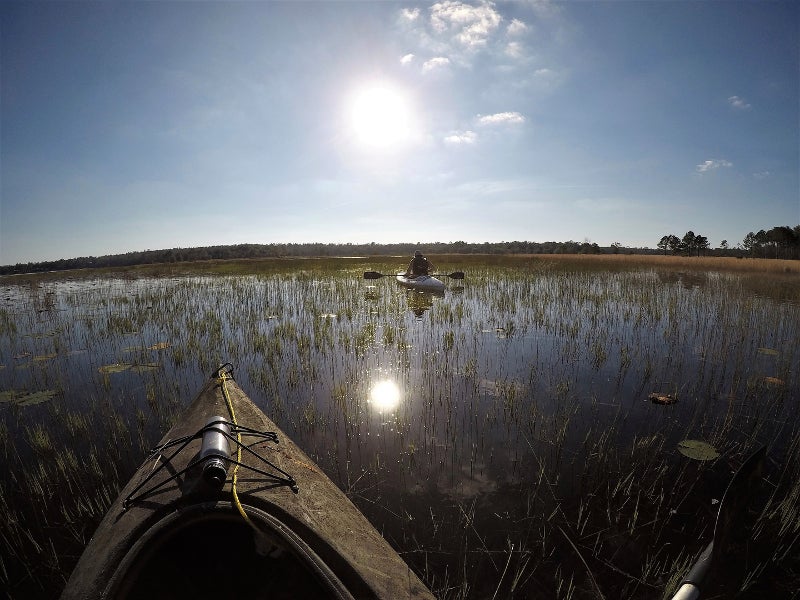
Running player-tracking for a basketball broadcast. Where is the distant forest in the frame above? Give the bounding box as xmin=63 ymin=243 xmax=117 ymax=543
xmin=2 ymin=224 xmax=798 ymax=275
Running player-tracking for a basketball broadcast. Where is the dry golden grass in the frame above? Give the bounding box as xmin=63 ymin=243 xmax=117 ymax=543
xmin=552 ymin=254 xmax=800 ymax=273
xmin=431 ymin=253 xmax=800 ymax=274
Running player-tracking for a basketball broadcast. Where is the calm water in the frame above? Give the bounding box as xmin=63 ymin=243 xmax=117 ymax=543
xmin=1 ymin=259 xmax=798 ymax=598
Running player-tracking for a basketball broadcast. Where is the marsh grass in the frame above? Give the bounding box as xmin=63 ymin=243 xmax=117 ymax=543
xmin=0 ymin=256 xmax=798 ymax=598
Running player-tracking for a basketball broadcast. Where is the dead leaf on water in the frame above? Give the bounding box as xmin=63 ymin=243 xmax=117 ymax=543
xmin=677 ymin=440 xmax=720 ymax=461
xmin=757 ymin=348 xmax=779 ymax=357
xmin=763 ymin=376 xmax=785 ymax=387
xmin=98 ymin=363 xmax=132 ymax=374
xmin=33 ymin=353 xmax=58 ymax=362
xmin=130 ymin=363 xmax=160 ymax=373
xmin=649 ymin=392 xmax=677 ymax=405
xmin=147 ymin=342 xmax=170 ymax=350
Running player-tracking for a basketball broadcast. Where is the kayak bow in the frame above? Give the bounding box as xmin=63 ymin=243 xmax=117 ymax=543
xmin=62 ymin=364 xmax=434 ymax=600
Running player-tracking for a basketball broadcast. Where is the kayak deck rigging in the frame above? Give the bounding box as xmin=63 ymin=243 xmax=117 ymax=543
xmin=62 ymin=362 xmax=435 ymax=600
xmin=123 ymin=417 xmax=298 ymax=509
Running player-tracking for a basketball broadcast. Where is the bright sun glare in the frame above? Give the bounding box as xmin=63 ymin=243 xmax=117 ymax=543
xmin=349 ymin=83 xmax=414 ymax=149
xmin=370 ymin=379 xmax=401 ymax=412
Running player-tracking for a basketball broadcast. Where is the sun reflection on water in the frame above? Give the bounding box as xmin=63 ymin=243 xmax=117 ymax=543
xmin=369 ymin=379 xmax=401 ymax=412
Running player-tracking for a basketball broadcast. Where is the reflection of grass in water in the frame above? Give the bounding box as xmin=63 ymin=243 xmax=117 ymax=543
xmin=0 ymin=256 xmax=798 ymax=598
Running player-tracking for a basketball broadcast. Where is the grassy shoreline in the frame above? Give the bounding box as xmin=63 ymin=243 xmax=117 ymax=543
xmin=1 ymin=253 xmax=798 ymax=283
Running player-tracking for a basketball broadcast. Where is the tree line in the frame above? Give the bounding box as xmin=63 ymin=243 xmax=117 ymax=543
xmin=657 ymin=225 xmax=800 ymax=260
xmin=2 ymin=225 xmax=798 ymax=275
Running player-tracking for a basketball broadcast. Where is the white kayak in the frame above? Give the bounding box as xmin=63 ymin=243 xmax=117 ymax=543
xmin=396 ymin=273 xmax=446 ymax=293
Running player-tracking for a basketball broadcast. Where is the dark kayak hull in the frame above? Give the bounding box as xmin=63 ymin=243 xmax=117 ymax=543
xmin=62 ymin=371 xmax=434 ymax=600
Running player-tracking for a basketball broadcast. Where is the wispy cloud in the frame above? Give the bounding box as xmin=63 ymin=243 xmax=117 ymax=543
xmin=444 ymin=130 xmax=477 ymax=145
xmin=728 ymin=95 xmax=751 ymax=110
xmin=398 ymin=1 xmax=517 ymax=72
xmin=477 ymin=111 xmax=526 ymax=126
xmin=505 ymin=41 xmax=524 ymax=59
xmin=753 ymin=170 xmax=771 ymax=180
xmin=696 ymin=159 xmax=733 ymax=173
xmin=422 ymin=56 xmax=451 ymax=73
xmin=400 ymin=53 xmax=415 ymax=65
xmin=400 ymin=7 xmax=421 ymax=22
xmin=430 ymin=1 xmax=502 ymax=50
xmin=507 ymin=18 xmax=528 ymax=36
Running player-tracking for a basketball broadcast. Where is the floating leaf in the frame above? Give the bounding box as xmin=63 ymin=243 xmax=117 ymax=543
xmin=130 ymin=363 xmax=160 ymax=373
xmin=757 ymin=348 xmax=779 ymax=357
xmin=98 ymin=363 xmax=132 ymax=374
xmin=33 ymin=353 xmax=58 ymax=362
xmin=677 ymin=440 xmax=720 ymax=461
xmin=147 ymin=342 xmax=170 ymax=350
xmin=13 ymin=352 xmax=31 ymax=360
xmin=763 ymin=376 xmax=785 ymax=387
xmin=649 ymin=392 xmax=677 ymax=405
xmin=0 ymin=389 xmax=59 ymax=406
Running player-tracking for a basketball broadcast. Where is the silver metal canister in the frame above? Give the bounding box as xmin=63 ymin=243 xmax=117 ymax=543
xmin=199 ymin=416 xmax=231 ymax=488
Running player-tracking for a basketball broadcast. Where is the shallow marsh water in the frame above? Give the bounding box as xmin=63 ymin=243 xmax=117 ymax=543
xmin=1 ymin=256 xmax=799 ymax=598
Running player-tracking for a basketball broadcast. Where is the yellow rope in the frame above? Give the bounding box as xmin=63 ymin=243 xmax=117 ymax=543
xmin=218 ymin=371 xmax=251 ymax=524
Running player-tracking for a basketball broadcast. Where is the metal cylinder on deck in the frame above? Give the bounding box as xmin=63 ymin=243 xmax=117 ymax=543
xmin=199 ymin=416 xmax=231 ymax=488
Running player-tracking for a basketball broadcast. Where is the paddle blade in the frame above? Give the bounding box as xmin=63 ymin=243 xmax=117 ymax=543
xmin=363 ymin=271 xmax=385 ymax=280
xmin=713 ymin=445 xmax=766 ymax=562
xmin=447 ymin=271 xmax=465 ymax=279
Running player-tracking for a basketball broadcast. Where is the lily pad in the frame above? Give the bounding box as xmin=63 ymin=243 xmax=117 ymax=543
xmin=98 ymin=363 xmax=132 ymax=374
xmin=130 ymin=363 xmax=160 ymax=373
xmin=649 ymin=392 xmax=677 ymax=405
xmin=0 ymin=389 xmax=59 ymax=406
xmin=757 ymin=347 xmax=779 ymax=356
xmin=677 ymin=440 xmax=720 ymax=461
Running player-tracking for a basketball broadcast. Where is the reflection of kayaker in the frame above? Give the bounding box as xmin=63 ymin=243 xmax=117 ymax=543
xmin=405 ymin=289 xmax=441 ymax=317
xmin=63 ymin=364 xmax=435 ymax=600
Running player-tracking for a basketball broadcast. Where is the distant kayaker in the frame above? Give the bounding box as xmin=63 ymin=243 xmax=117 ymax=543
xmin=406 ymin=250 xmax=434 ymax=277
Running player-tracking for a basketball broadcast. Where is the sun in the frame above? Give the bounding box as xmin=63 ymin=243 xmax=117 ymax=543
xmin=348 ymin=83 xmax=415 ymax=149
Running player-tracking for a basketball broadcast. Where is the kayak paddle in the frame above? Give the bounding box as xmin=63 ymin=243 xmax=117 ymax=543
xmin=670 ymin=445 xmax=766 ymax=600
xmin=363 ymin=271 xmax=464 ymax=280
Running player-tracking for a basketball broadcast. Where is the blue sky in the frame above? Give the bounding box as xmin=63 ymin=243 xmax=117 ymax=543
xmin=1 ymin=1 xmax=797 ymax=264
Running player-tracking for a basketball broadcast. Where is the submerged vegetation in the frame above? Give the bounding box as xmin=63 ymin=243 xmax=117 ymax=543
xmin=0 ymin=255 xmax=798 ymax=598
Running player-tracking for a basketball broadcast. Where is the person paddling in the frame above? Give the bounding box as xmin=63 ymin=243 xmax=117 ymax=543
xmin=405 ymin=250 xmax=434 ymax=277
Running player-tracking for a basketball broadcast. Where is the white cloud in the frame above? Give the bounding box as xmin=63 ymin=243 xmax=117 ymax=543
xmin=400 ymin=53 xmax=415 ymax=65
xmin=422 ymin=56 xmax=451 ymax=73
xmin=477 ymin=111 xmax=526 ymax=126
xmin=728 ymin=95 xmax=751 ymax=110
xmin=401 ymin=7 xmax=421 ymax=21
xmin=507 ymin=18 xmax=528 ymax=36
xmin=696 ymin=159 xmax=733 ymax=173
xmin=430 ymin=1 xmax=502 ymax=49
xmin=505 ymin=41 xmax=524 ymax=59
xmin=444 ymin=130 xmax=477 ymax=145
